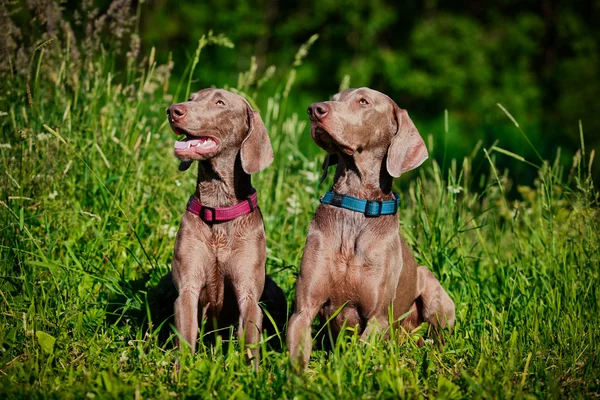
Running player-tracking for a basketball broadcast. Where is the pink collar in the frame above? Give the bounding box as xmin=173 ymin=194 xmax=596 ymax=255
xmin=186 ymin=190 xmax=258 ymax=223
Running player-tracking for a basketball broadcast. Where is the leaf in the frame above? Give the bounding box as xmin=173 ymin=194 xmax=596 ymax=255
xmin=36 ymin=331 xmax=56 ymax=354
xmin=437 ymin=375 xmax=462 ymax=399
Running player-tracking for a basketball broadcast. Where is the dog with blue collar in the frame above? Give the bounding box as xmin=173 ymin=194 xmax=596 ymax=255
xmin=287 ymin=88 xmax=456 ymax=371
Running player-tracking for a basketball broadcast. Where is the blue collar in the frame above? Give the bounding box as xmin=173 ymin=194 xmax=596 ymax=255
xmin=320 ymin=191 xmax=401 ymax=217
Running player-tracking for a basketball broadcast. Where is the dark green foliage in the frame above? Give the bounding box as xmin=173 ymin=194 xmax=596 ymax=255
xmin=138 ymin=0 xmax=600 ymax=183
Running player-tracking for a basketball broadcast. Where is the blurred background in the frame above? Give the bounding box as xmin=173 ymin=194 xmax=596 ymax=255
xmin=5 ymin=0 xmax=599 ymax=185
xmin=141 ymin=0 xmax=599 ymax=183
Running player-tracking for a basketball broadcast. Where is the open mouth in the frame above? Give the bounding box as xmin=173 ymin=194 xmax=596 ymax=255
xmin=172 ymin=127 xmax=219 ymax=156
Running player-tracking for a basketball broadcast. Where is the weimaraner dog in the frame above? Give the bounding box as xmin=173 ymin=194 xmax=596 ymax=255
xmin=287 ymin=87 xmax=455 ymax=370
xmin=167 ymin=88 xmax=278 ymax=368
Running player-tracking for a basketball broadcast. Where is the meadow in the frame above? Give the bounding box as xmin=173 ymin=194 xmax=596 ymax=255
xmin=1 ymin=10 xmax=599 ymax=399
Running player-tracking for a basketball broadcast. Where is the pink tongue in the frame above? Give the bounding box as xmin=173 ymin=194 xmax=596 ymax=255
xmin=174 ymin=139 xmax=202 ymax=149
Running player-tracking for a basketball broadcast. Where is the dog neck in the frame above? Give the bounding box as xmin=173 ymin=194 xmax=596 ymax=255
xmin=194 ymin=150 xmax=253 ymax=208
xmin=331 ymin=151 xmax=393 ymax=200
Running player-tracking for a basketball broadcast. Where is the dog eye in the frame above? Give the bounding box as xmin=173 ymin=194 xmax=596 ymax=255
xmin=216 ymin=100 xmax=225 ymax=105
xmin=359 ymin=98 xmax=369 ymax=105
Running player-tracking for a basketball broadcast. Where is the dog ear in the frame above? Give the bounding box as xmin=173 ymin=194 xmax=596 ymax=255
xmin=386 ymin=104 xmax=428 ymax=178
xmin=178 ymin=160 xmax=193 ymax=171
xmin=241 ymin=104 xmax=274 ymax=174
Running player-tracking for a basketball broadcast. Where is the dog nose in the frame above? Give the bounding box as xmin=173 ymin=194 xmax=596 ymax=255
xmin=308 ymin=102 xmax=329 ymax=120
xmin=167 ymin=104 xmax=187 ymax=121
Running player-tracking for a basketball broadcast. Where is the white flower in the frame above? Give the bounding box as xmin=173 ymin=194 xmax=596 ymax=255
xmin=119 ymin=350 xmax=129 ymax=363
xmin=36 ymin=133 xmax=50 ymax=141
xmin=286 ymin=193 xmax=300 ymax=215
xmin=175 ymin=180 xmax=182 ymax=187
xmin=447 ymin=184 xmax=463 ymax=194
xmin=48 ymin=190 xmax=58 ymax=200
xmin=161 ymin=224 xmax=178 ymax=239
xmin=305 ymin=186 xmax=315 ymax=194
xmin=300 ymin=170 xmax=319 ymax=183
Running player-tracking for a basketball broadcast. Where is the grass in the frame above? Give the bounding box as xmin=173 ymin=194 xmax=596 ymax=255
xmin=1 ymin=9 xmax=599 ymax=399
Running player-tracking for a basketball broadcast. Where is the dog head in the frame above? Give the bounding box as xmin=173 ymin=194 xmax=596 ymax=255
xmin=167 ymin=88 xmax=273 ymax=174
xmin=308 ymin=87 xmax=427 ymax=178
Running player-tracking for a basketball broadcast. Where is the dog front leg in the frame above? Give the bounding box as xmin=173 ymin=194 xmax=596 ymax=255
xmin=287 ymin=228 xmax=331 ymax=371
xmin=361 ymin=315 xmax=390 ymax=342
xmin=174 ymin=286 xmax=202 ymax=353
xmin=237 ymin=293 xmax=263 ymax=370
xmin=287 ymin=302 xmax=323 ymax=372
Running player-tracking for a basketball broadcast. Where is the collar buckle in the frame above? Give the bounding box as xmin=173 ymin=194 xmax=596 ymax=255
xmin=364 ymin=200 xmax=383 ymax=217
xmin=330 ymin=193 xmax=345 ymax=207
xmin=200 ymin=205 xmax=217 ymax=223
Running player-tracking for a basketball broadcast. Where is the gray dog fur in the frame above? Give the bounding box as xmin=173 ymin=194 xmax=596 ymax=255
xmin=167 ymin=88 xmax=275 ymax=369
xmin=287 ymin=88 xmax=456 ymax=371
